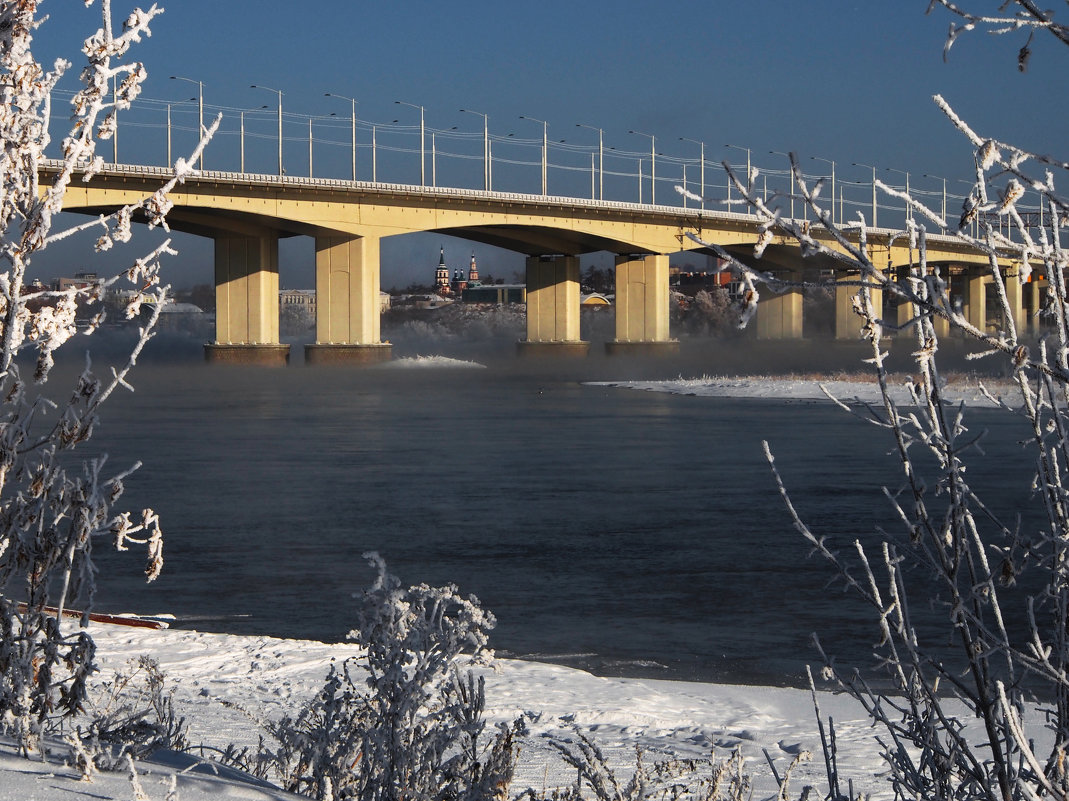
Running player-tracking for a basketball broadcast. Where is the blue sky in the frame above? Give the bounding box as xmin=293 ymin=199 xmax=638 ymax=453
xmin=31 ymin=1 xmax=1068 ymax=289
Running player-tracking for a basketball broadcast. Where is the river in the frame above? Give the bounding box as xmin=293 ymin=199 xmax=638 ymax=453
xmin=57 ymin=331 xmax=1039 ymax=687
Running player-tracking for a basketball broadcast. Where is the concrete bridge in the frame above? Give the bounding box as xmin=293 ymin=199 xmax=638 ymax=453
xmin=47 ymin=161 xmax=1029 ymax=364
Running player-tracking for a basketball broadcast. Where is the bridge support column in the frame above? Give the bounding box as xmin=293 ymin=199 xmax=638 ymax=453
xmin=756 ymin=273 xmax=803 ymax=339
xmin=835 ymin=278 xmax=883 ymax=339
xmin=606 ymin=254 xmax=678 ymax=356
xmin=1027 ymin=279 xmax=1047 ymax=332
xmin=1003 ymin=266 xmax=1025 ymax=336
xmin=518 ymin=255 xmax=588 ymax=357
xmin=965 ymin=272 xmax=987 ymax=332
xmin=305 ymin=235 xmax=392 ymax=365
xmin=205 ymin=233 xmax=289 ymax=366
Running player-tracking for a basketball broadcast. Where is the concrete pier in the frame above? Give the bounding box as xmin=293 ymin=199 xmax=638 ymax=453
xmin=520 ymin=255 xmax=588 ymax=356
xmin=607 ymin=254 xmax=678 ymax=355
xmin=206 ymin=233 xmax=286 ymax=365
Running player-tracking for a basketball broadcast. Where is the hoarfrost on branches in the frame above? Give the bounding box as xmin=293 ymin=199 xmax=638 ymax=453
xmin=0 ymin=0 xmax=214 ymax=756
xmin=681 ymin=2 xmax=1069 ymax=799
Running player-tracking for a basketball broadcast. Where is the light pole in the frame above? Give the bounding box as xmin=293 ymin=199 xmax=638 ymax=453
xmin=251 ymin=84 xmax=283 ymax=175
xmin=770 ymin=150 xmax=797 ymax=219
xmin=460 ymin=109 xmax=490 ymax=191
xmin=308 ymin=118 xmax=314 ymax=177
xmin=239 ymin=110 xmax=245 ymax=172
xmin=165 ymin=97 xmax=194 ymax=167
xmin=461 ymin=109 xmax=489 ymax=190
xmin=886 ymin=167 xmax=911 ymax=223
xmin=680 ymin=137 xmax=706 ymax=209
xmin=630 ymin=130 xmax=655 ymax=205
xmin=577 ymin=123 xmax=604 ymax=201
xmin=170 ymin=76 xmax=204 ymax=169
xmin=520 ymin=115 xmax=548 ymax=195
xmin=924 ymin=173 xmax=948 ymax=230
xmin=395 ymin=100 xmax=426 ymax=187
xmin=853 ymin=162 xmax=878 ymax=228
xmin=811 ymin=156 xmax=836 ymax=225
xmin=724 ymin=144 xmax=751 ymax=179
xmin=325 ymin=93 xmax=358 ymax=181
xmin=724 ymin=144 xmax=751 ymax=210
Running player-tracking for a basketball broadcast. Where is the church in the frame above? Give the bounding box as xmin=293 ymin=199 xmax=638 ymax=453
xmin=434 ymin=247 xmax=481 ymax=296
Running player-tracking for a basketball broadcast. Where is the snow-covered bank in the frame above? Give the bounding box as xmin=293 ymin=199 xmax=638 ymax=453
xmin=588 ymin=374 xmax=1017 ymax=406
xmin=0 ymin=623 xmax=892 ymax=801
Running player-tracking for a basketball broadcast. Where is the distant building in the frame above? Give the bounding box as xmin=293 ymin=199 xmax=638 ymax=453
xmin=435 ymin=248 xmax=482 ymax=297
xmin=580 ymin=292 xmax=612 ymax=307
xmin=279 ymin=288 xmax=390 ymax=315
xmin=280 ymin=288 xmax=317 ymax=314
xmin=462 ymin=284 xmax=526 ymax=305
xmin=434 ymin=247 xmax=452 ymax=295
xmin=54 ymin=271 xmax=102 ymax=292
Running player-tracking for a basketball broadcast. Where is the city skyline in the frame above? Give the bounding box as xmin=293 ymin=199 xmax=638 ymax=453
xmin=30 ymin=1 xmax=1069 ymax=288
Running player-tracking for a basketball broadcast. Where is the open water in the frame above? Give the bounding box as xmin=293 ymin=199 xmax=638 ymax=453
xmin=62 ymin=335 xmax=1040 ymax=687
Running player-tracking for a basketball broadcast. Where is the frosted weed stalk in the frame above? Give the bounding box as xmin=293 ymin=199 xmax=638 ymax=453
xmin=0 ymin=0 xmax=215 ymax=755
xmin=674 ymin=2 xmax=1069 ymax=799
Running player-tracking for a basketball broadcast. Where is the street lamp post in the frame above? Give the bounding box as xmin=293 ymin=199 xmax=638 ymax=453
xmin=308 ymin=118 xmax=314 ymax=177
xmin=251 ymin=84 xmax=283 ymax=175
xmin=724 ymin=144 xmax=751 ymax=210
xmin=520 ymin=116 xmax=548 ymax=195
xmin=680 ymin=137 xmax=706 ymax=209
xmin=853 ymin=162 xmax=879 ymax=228
xmin=395 ymin=100 xmax=426 ymax=187
xmin=460 ymin=109 xmax=490 ymax=191
xmin=239 ymin=111 xmax=245 ymax=173
xmin=924 ymin=173 xmax=948 ymax=231
xmin=769 ymin=150 xmax=797 ymax=219
xmin=170 ymin=76 xmax=204 ymax=169
xmin=811 ymin=156 xmax=836 ymax=225
xmin=325 ymin=93 xmax=358 ymax=181
xmin=630 ymin=130 xmax=655 ymax=205
xmin=577 ymin=123 xmax=604 ymax=201
xmin=886 ymin=167 xmax=911 ymax=223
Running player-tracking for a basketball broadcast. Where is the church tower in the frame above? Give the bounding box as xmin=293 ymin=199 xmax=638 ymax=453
xmin=434 ymin=246 xmax=451 ymax=295
xmin=467 ymin=252 xmax=480 ymax=285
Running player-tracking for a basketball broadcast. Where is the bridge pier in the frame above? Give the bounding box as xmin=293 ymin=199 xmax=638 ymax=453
xmin=756 ymin=272 xmax=803 ymax=339
xmin=305 ymin=235 xmax=392 ymax=365
xmin=606 ymin=254 xmax=678 ymax=356
xmin=206 ymin=233 xmax=290 ymax=366
xmin=1027 ymin=278 xmax=1046 ymax=332
xmin=518 ymin=255 xmax=589 ymax=357
xmin=964 ymin=272 xmax=988 ymax=332
xmin=1003 ymin=265 xmax=1026 ymax=335
xmin=834 ymin=277 xmax=882 ymax=340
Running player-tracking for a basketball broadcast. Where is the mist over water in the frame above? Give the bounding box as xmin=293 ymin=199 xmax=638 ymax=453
xmin=45 ymin=325 xmax=1038 ymax=687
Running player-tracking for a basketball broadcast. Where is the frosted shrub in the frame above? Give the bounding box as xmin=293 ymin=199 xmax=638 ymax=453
xmin=72 ymin=655 xmax=189 ymax=772
xmin=262 ymin=553 xmax=523 ymax=801
xmin=681 ymin=3 xmax=1069 ymax=798
xmin=0 ymin=0 xmax=215 ymax=753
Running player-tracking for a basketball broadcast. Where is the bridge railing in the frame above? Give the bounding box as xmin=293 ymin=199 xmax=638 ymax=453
xmin=45 ymin=88 xmax=1041 ymax=243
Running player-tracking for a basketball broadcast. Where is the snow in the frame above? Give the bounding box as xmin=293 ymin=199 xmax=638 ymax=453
xmin=382 ymin=355 xmax=487 ymax=369
xmin=0 ymin=622 xmax=892 ymax=801
xmin=588 ymin=373 xmax=1015 ymax=406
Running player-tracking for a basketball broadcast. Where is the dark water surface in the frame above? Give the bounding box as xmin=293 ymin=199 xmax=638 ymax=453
xmin=63 ymin=342 xmax=1037 ymax=687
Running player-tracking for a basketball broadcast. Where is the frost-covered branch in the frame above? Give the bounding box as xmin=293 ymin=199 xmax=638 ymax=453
xmin=0 ymin=0 xmax=215 ymax=755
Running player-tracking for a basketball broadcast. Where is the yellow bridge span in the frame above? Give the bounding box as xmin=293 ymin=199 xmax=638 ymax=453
xmin=46 ymin=161 xmax=1024 ymax=364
